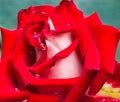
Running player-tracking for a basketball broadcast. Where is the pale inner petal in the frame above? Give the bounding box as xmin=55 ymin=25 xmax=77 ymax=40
xmin=42 ymin=32 xmax=82 ymax=79
xmin=48 ymin=17 xmax=55 ymax=31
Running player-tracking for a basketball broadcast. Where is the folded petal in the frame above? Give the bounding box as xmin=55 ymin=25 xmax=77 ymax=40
xmin=87 ymin=17 xmax=119 ymax=95
xmin=87 ymin=20 xmax=119 ymax=74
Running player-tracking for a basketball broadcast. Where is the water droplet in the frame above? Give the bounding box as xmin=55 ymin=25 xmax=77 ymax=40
xmin=34 ymin=31 xmax=37 ymax=35
xmin=33 ymin=31 xmax=46 ymax=50
xmin=67 ymin=23 xmax=72 ymax=26
xmin=40 ymin=43 xmax=46 ymax=51
xmin=35 ymin=74 xmax=40 ymax=78
xmin=40 ymin=11 xmax=46 ymax=15
xmin=112 ymin=98 xmax=119 ymax=102
xmin=15 ymin=88 xmax=19 ymax=92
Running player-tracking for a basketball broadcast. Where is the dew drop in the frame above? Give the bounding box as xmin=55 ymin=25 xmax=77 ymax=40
xmin=102 ymin=98 xmax=106 ymax=102
xmin=35 ymin=74 xmax=40 ymax=78
xmin=21 ymin=99 xmax=28 ymax=102
xmin=15 ymin=88 xmax=19 ymax=92
xmin=40 ymin=43 xmax=46 ymax=51
xmin=40 ymin=11 xmax=46 ymax=15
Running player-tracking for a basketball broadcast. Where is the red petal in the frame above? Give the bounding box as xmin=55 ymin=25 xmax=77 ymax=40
xmin=0 ymin=58 xmax=29 ymax=101
xmin=10 ymin=29 xmax=36 ymax=66
xmin=11 ymin=54 xmax=78 ymax=87
xmin=88 ymin=70 xmax=111 ymax=95
xmin=64 ymin=70 xmax=97 ymax=102
xmin=91 ymin=25 xmax=119 ymax=73
xmin=11 ymin=55 xmax=78 ymax=97
xmin=0 ymin=28 xmax=21 ymax=59
xmin=28 ymin=94 xmax=62 ymax=102
xmin=87 ymin=23 xmax=119 ymax=95
xmin=86 ymin=12 xmax=102 ymax=25
xmin=17 ymin=6 xmax=50 ymax=29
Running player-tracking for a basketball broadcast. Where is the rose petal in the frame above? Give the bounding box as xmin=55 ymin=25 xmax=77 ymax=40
xmin=10 ymin=28 xmax=36 ymax=66
xmin=64 ymin=70 xmax=97 ymax=102
xmin=0 ymin=58 xmax=29 ymax=102
xmin=10 ymin=54 xmax=78 ymax=97
xmin=27 ymin=94 xmax=62 ymax=102
xmin=17 ymin=6 xmax=50 ymax=29
xmin=87 ymin=20 xmax=119 ymax=94
xmin=0 ymin=28 xmax=21 ymax=59
xmin=86 ymin=12 xmax=102 ymax=26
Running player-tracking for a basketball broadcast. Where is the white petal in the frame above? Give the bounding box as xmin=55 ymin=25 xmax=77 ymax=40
xmin=48 ymin=17 xmax=55 ymax=31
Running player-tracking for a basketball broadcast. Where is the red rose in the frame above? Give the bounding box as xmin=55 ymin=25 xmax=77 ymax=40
xmin=0 ymin=0 xmax=120 ymax=102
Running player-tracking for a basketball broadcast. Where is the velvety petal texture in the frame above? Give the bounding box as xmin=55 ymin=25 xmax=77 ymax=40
xmin=0 ymin=0 xmax=120 ymax=102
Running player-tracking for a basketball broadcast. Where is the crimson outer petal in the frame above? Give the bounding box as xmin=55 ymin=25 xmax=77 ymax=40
xmin=86 ymin=12 xmax=119 ymax=74
xmin=86 ymin=13 xmax=120 ymax=95
xmin=0 ymin=28 xmax=21 ymax=59
xmin=0 ymin=58 xmax=29 ymax=102
xmin=27 ymin=94 xmax=62 ymax=102
xmin=17 ymin=5 xmax=54 ymax=29
xmin=0 ymin=28 xmax=30 ymax=101
xmin=107 ymin=62 xmax=120 ymax=87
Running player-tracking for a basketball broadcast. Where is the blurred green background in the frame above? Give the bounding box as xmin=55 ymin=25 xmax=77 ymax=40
xmin=0 ymin=0 xmax=120 ymax=60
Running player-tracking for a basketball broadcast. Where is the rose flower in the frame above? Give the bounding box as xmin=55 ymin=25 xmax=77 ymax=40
xmin=0 ymin=0 xmax=120 ymax=102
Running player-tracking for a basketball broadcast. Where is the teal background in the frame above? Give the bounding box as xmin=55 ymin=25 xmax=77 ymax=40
xmin=0 ymin=0 xmax=120 ymax=60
